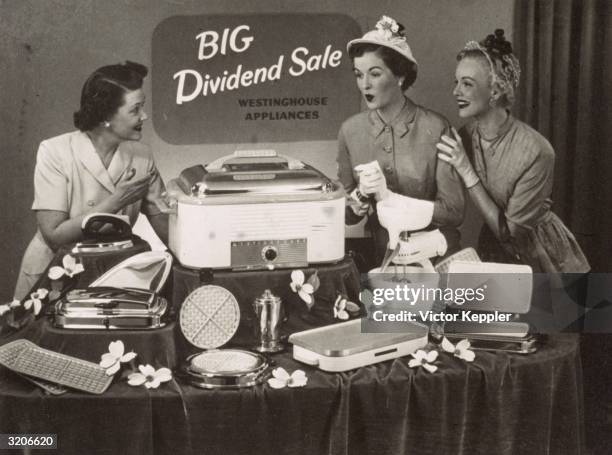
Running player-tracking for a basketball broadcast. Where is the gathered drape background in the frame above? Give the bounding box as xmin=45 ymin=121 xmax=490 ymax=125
xmin=514 ymin=3 xmax=612 ymax=452
xmin=514 ymin=0 xmax=612 ymax=273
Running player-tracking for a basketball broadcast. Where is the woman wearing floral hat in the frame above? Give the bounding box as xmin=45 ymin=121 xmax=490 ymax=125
xmin=435 ymin=30 xmax=589 ymax=273
xmin=337 ymin=15 xmax=465 ymax=266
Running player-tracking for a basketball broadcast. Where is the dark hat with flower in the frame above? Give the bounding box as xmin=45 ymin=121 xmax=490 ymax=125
xmin=347 ymin=15 xmax=418 ymax=67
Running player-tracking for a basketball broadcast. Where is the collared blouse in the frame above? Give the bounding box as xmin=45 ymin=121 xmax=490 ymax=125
xmin=337 ymin=101 xmax=465 ymax=236
xmin=32 ymin=131 xmax=163 ymax=222
xmin=461 ymin=116 xmax=589 ymax=273
xmin=14 ymin=131 xmax=165 ymax=298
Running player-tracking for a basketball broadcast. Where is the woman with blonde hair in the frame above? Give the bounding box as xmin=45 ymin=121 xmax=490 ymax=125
xmin=436 ymin=30 xmax=589 ymax=273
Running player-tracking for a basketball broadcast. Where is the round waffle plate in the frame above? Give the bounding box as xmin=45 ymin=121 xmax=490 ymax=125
xmin=184 ymin=349 xmax=270 ymax=389
xmin=180 ymin=285 xmax=240 ymax=349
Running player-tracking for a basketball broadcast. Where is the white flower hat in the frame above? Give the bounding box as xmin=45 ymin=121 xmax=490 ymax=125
xmin=347 ymin=15 xmax=418 ymax=67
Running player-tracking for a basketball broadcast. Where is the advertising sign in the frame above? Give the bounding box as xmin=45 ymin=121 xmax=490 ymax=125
xmin=152 ymin=14 xmax=361 ymax=144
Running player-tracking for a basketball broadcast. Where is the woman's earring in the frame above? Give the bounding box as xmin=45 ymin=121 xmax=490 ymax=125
xmin=103 ymin=121 xmax=110 ymax=128
xmin=488 ymin=97 xmax=496 ymax=107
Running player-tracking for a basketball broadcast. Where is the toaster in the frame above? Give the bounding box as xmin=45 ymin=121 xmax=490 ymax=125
xmin=164 ymin=150 xmax=345 ymax=270
xmin=54 ymin=287 xmax=167 ymax=329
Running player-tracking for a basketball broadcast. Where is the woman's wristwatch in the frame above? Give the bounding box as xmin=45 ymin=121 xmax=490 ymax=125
xmin=351 ymin=188 xmax=370 ymax=203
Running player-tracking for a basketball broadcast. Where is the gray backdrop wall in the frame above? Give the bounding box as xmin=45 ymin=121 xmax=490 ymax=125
xmin=0 ymin=0 xmax=514 ymax=301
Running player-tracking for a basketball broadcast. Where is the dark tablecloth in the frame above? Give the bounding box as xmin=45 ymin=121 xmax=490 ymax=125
xmin=2 ymin=257 xmax=362 ymax=370
xmin=172 ymin=257 xmax=363 ymax=352
xmin=0 ymin=334 xmax=583 ymax=455
xmin=11 ymin=318 xmax=178 ymax=369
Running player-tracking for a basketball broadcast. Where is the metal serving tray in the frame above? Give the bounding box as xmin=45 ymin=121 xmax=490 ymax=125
xmin=289 ymin=319 xmax=429 ymax=372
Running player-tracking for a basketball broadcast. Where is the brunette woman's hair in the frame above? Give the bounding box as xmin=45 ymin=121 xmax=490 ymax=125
xmin=349 ymin=23 xmax=417 ymax=93
xmin=73 ymin=61 xmax=148 ymax=131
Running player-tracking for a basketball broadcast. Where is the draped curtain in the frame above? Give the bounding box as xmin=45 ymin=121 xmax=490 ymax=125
xmin=513 ymin=0 xmax=612 ymax=272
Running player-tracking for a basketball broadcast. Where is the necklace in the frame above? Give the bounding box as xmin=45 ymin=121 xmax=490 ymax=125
xmin=476 ymin=124 xmax=504 ymax=143
xmin=476 ymin=110 xmax=511 ymax=142
xmin=478 ymin=135 xmax=497 ymax=154
xmin=477 ymin=129 xmax=500 ymax=142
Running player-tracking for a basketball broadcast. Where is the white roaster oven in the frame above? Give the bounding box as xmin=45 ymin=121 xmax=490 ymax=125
xmin=164 ymin=150 xmax=345 ymax=270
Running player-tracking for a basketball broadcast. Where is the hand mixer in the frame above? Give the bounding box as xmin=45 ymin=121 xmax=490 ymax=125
xmin=377 ymin=193 xmax=447 ymax=275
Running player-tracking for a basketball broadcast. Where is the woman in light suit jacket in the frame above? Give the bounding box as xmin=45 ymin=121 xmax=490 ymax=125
xmin=14 ymin=61 xmax=168 ymax=299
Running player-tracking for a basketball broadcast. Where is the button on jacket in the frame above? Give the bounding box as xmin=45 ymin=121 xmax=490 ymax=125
xmin=337 ymin=101 xmax=465 ymax=262
xmin=14 ymin=131 xmax=165 ymax=299
xmin=461 ymin=116 xmax=589 ymax=273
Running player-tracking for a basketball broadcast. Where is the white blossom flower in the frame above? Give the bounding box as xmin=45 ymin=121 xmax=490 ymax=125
xmin=127 ymin=364 xmax=172 ymax=389
xmin=408 ymin=349 xmax=439 ymax=373
xmin=99 ymin=340 xmax=137 ymax=376
xmin=23 ymin=288 xmax=49 ymax=316
xmin=441 ymin=337 xmax=476 ymax=362
xmin=290 ymin=270 xmax=315 ymax=305
xmin=267 ymin=367 xmax=308 ymax=389
xmin=333 ymin=295 xmax=360 ymax=320
xmin=48 ymin=255 xmax=84 ymax=280
xmin=376 ymin=15 xmax=400 ymax=38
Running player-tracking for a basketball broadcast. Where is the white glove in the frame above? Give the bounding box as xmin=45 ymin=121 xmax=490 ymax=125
xmin=436 ymin=128 xmax=480 ymax=188
xmin=355 ymin=161 xmax=388 ymax=201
